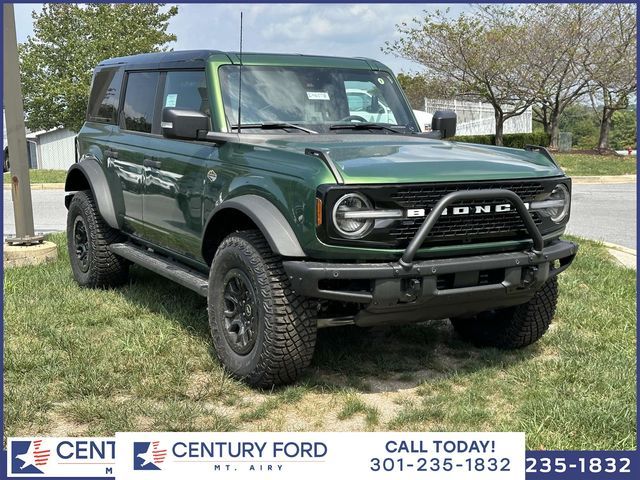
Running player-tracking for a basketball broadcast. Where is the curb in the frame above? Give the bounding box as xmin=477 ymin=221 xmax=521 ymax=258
xmin=601 ymin=241 xmax=636 ymax=256
xmin=601 ymin=241 xmax=636 ymax=270
xmin=572 ymin=175 xmax=636 ymax=184
xmin=3 ymin=182 xmax=65 ymax=190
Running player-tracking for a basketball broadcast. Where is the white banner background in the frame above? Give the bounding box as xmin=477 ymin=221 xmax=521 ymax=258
xmin=115 ymin=431 xmax=525 ymax=480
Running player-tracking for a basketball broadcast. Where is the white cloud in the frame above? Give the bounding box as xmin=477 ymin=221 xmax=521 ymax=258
xmin=14 ymin=3 xmax=470 ymax=73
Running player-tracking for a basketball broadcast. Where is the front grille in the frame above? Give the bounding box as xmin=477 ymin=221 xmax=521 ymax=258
xmin=389 ymin=182 xmax=546 ymax=246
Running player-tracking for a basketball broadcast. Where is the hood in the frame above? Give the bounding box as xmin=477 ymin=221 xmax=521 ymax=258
xmin=256 ymin=134 xmax=564 ymax=184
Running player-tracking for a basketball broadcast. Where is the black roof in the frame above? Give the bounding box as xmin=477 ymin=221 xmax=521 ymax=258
xmin=97 ymin=50 xmax=225 ymax=69
xmin=94 ymin=50 xmax=387 ymax=72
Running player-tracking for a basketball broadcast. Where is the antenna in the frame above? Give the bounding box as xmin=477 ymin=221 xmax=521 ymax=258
xmin=237 ymin=11 xmax=243 ymax=134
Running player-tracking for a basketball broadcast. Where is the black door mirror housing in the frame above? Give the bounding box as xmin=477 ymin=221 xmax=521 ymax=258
xmin=161 ymin=108 xmax=209 ymax=140
xmin=431 ymin=110 xmax=457 ymax=139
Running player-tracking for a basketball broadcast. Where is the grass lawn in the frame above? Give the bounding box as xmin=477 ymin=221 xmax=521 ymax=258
xmin=554 ymin=153 xmax=637 ymax=176
xmin=4 ymin=233 xmax=636 ymax=449
xmin=3 ymin=169 xmax=67 ymax=184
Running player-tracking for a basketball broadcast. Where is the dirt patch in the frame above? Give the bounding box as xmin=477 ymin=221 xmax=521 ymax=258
xmin=47 ymin=411 xmax=90 ymax=436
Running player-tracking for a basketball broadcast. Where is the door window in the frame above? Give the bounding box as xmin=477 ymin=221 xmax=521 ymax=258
xmin=123 ymin=71 xmax=160 ymax=133
xmin=162 ymin=71 xmax=209 ymax=117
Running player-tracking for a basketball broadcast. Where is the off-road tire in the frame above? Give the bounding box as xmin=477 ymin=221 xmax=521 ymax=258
xmin=208 ymin=230 xmax=316 ymax=387
xmin=67 ymin=190 xmax=129 ymax=288
xmin=450 ymin=277 xmax=558 ymax=349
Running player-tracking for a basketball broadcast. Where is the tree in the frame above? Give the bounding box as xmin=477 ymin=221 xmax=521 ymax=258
xmin=586 ymin=4 xmax=636 ymax=151
xmin=384 ymin=6 xmax=537 ymax=145
xmin=20 ymin=3 xmax=178 ymax=133
xmin=528 ymin=4 xmax=604 ymax=149
xmin=396 ymin=73 xmax=455 ymax=110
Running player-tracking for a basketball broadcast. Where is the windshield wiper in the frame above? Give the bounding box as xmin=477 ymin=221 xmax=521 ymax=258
xmin=231 ymin=122 xmax=318 ymax=134
xmin=329 ymin=123 xmax=407 ymax=134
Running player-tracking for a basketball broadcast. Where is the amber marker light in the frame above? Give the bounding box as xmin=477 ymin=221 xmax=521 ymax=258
xmin=316 ymin=197 xmax=323 ymax=226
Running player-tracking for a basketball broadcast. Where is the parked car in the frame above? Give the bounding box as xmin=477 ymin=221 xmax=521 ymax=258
xmin=65 ymin=50 xmax=577 ymax=387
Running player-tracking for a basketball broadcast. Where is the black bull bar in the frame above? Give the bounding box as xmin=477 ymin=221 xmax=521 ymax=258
xmin=283 ymin=189 xmax=577 ymax=325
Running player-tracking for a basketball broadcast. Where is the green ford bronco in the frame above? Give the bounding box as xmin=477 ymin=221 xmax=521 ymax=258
xmin=65 ymin=50 xmax=577 ymax=387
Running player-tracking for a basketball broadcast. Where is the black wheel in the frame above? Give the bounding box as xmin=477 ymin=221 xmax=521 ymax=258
xmin=208 ymin=230 xmax=316 ymax=387
xmin=450 ymin=277 xmax=558 ymax=349
xmin=66 ymin=190 xmax=129 ymax=288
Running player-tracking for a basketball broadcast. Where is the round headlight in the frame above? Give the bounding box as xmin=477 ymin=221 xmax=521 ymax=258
xmin=332 ymin=193 xmax=374 ymax=238
xmin=548 ymin=184 xmax=570 ymax=223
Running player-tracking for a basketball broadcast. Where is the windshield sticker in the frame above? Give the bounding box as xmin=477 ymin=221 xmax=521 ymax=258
xmin=165 ymin=94 xmax=178 ymax=108
xmin=377 ymin=78 xmax=385 ymax=85
xmin=306 ymin=91 xmax=330 ymax=101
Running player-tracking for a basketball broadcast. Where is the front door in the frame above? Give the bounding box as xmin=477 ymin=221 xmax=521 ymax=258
xmin=142 ymin=70 xmax=218 ymax=260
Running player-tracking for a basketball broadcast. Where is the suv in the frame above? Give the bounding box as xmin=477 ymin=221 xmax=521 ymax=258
xmin=65 ymin=50 xmax=577 ymax=387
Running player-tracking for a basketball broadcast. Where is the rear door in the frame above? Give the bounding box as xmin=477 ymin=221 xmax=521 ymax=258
xmin=107 ymin=70 xmax=161 ymax=235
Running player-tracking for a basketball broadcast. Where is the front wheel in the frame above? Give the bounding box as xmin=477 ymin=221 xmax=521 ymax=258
xmin=66 ymin=190 xmax=129 ymax=288
xmin=208 ymin=230 xmax=316 ymax=387
xmin=450 ymin=277 xmax=558 ymax=349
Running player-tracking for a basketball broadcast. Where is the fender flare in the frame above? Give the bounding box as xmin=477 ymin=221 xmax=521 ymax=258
xmin=65 ymin=159 xmax=120 ymax=229
xmin=207 ymin=194 xmax=306 ymax=258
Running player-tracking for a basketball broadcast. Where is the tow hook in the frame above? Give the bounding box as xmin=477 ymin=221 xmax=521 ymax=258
xmin=522 ymin=266 xmax=538 ymax=286
xmin=401 ymin=278 xmax=422 ymax=302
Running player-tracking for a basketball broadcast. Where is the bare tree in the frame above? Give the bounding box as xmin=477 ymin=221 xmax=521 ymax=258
xmin=383 ymin=6 xmax=536 ymax=145
xmin=528 ymin=4 xmax=605 ymax=149
xmin=586 ymin=4 xmax=636 ymax=151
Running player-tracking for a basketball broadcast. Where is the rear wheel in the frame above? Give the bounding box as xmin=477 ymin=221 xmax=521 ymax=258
xmin=208 ymin=230 xmax=317 ymax=387
xmin=66 ymin=190 xmax=129 ymax=288
xmin=450 ymin=277 xmax=558 ymax=348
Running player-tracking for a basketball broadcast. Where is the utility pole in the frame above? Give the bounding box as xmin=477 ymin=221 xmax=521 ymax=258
xmin=3 ymin=3 xmax=41 ymax=245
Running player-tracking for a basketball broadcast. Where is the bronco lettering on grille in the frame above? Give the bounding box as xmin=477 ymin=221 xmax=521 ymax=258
xmin=406 ymin=203 xmax=531 ymax=218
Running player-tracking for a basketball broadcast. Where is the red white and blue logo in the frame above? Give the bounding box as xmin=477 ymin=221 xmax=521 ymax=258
xmin=133 ymin=441 xmax=167 ymax=470
xmin=11 ymin=439 xmax=51 ymax=474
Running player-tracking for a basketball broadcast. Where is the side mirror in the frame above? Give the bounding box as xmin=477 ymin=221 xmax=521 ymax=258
xmin=161 ymin=108 xmax=209 ymax=140
xmin=431 ymin=110 xmax=457 ymax=139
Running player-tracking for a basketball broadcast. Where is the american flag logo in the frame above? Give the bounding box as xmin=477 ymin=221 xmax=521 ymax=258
xmin=134 ymin=440 xmax=167 ymax=470
xmin=12 ymin=439 xmax=51 ymax=474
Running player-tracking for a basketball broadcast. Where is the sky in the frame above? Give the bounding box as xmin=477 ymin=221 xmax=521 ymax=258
xmin=13 ymin=3 xmax=468 ymax=74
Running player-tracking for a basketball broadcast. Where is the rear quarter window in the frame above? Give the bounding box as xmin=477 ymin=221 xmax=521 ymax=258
xmin=87 ymin=68 xmax=123 ymax=124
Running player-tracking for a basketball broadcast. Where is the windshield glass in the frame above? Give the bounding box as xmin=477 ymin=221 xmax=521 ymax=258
xmin=219 ymin=65 xmax=418 ymax=134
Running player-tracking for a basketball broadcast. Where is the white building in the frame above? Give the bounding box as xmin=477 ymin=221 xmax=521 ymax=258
xmin=423 ymin=98 xmax=532 ymax=136
xmin=26 ymin=127 xmax=77 ymax=170
xmin=3 ymin=108 xmax=76 ymax=171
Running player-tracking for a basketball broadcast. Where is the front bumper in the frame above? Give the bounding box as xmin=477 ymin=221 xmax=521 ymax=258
xmin=284 ymin=188 xmax=577 ymax=327
xmin=283 ymin=240 xmax=577 ymax=326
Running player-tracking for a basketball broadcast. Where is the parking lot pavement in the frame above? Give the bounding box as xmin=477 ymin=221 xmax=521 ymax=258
xmin=2 ymin=184 xmax=637 ymax=251
xmin=3 ymin=189 xmax=67 ymax=238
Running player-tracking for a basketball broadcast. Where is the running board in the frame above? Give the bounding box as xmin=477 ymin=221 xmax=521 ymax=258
xmin=109 ymin=243 xmax=208 ymax=297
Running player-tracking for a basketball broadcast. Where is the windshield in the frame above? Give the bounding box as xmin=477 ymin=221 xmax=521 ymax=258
xmin=219 ymin=65 xmax=418 ymax=134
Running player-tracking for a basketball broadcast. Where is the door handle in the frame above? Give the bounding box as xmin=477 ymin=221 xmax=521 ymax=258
xmin=143 ymin=158 xmax=162 ymax=168
xmin=105 ymin=149 xmax=118 ymax=159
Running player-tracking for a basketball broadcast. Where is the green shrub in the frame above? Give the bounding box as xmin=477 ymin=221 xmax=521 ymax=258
xmin=452 ymin=132 xmax=551 ymax=148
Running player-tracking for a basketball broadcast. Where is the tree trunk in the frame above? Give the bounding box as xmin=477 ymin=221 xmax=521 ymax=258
xmin=548 ymin=114 xmax=561 ymax=149
xmin=597 ymin=107 xmax=613 ymax=151
xmin=494 ymin=110 xmax=504 ymax=146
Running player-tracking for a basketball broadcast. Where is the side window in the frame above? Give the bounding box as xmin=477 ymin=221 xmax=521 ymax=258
xmin=162 ymin=71 xmax=209 ymax=116
xmin=123 ymin=71 xmax=160 ymax=133
xmin=87 ymin=68 xmax=123 ymax=124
